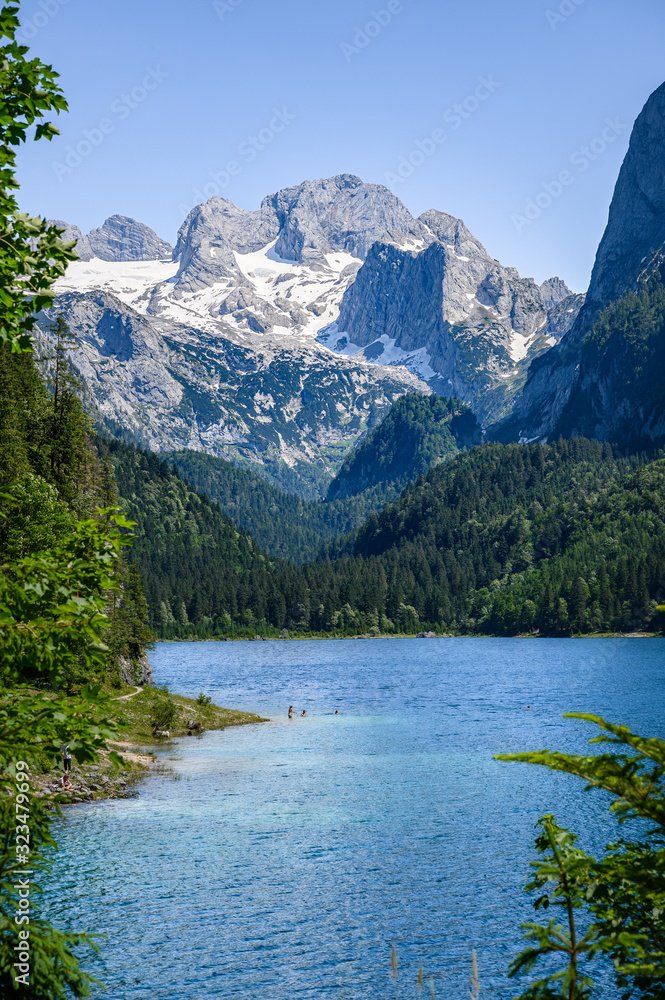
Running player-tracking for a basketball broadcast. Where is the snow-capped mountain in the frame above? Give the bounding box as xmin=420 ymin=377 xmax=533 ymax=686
xmin=42 ymin=285 xmax=423 ymax=498
xmin=46 ymin=174 xmax=581 ymax=492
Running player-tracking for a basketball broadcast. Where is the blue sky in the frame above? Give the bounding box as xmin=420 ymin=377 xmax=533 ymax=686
xmin=15 ymin=0 xmax=665 ymax=291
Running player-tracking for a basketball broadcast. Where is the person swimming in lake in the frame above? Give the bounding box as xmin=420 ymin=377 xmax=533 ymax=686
xmin=288 ymin=705 xmax=293 ymax=719
xmin=301 ymin=710 xmax=306 ymax=717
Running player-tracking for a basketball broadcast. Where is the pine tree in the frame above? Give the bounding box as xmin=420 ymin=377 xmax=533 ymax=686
xmin=570 ymin=575 xmax=588 ymax=632
xmin=556 ymin=597 xmax=570 ymax=636
xmin=111 ymin=563 xmax=156 ymax=661
xmin=43 ymin=314 xmax=88 ymax=496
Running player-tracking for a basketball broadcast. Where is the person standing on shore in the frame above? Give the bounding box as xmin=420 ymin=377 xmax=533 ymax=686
xmin=62 ymin=743 xmax=71 ymax=772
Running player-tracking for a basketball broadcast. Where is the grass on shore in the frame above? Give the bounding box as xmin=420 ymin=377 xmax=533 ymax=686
xmin=29 ymin=685 xmax=266 ymax=807
xmin=109 ymin=684 xmax=267 ymax=745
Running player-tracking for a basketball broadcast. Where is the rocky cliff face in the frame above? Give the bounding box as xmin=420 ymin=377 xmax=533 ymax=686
xmin=417 ymin=209 xmax=488 ymax=258
xmin=118 ymin=653 xmax=154 ymax=686
xmin=87 ymin=215 xmax=173 ymax=261
xmin=161 ymin=173 xmax=576 ymax=424
xmin=52 ymin=215 xmax=172 ymax=263
xmin=493 ymin=80 xmax=665 ymax=443
xmin=51 ymin=220 xmax=94 ymax=261
xmin=171 ymin=198 xmax=278 ymax=293
xmin=324 ymin=232 xmax=578 ymax=425
xmin=170 ymin=174 xmax=427 ymax=294
xmin=586 ymin=82 xmax=665 ymax=310
xmin=265 ymin=173 xmax=429 ymax=263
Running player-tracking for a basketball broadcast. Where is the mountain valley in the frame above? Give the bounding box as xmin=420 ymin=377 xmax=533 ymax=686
xmin=27 ymin=79 xmax=665 ymax=639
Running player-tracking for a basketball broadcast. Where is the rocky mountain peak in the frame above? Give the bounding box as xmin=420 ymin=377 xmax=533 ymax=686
xmin=586 ymin=81 xmax=665 ymax=310
xmin=418 ymin=209 xmax=488 ymax=259
xmin=170 ymin=174 xmax=430 ymax=294
xmin=51 ymin=216 xmax=173 ymax=263
xmin=50 ymin=220 xmax=94 ymax=261
xmin=539 ymin=276 xmax=573 ymax=309
xmin=53 ymin=173 xmax=583 ymax=448
xmin=87 ymin=215 xmax=173 ymax=262
xmin=172 ymin=197 xmax=279 ymax=292
xmin=326 ymin=225 xmax=581 ymax=426
xmin=491 ymin=80 xmax=665 ymax=444
xmin=261 ymin=174 xmax=429 ymax=263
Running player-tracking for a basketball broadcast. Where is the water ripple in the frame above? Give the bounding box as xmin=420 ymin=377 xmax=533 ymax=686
xmin=41 ymin=638 xmax=664 ymax=999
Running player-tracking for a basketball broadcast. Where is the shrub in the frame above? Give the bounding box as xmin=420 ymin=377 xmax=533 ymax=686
xmin=151 ymin=696 xmax=176 ymax=732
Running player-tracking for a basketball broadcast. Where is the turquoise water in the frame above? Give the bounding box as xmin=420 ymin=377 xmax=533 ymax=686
xmin=43 ymin=638 xmax=664 ymax=999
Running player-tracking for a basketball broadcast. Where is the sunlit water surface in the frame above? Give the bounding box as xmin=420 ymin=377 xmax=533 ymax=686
xmin=42 ymin=638 xmax=664 ymax=999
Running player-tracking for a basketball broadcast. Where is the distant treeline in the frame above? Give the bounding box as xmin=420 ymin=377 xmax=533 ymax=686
xmin=105 ymin=435 xmax=665 ymax=640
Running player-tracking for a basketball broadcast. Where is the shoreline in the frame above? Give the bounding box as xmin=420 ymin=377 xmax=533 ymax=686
xmin=155 ymin=631 xmax=661 ymax=643
xmin=32 ymin=687 xmax=267 ymax=809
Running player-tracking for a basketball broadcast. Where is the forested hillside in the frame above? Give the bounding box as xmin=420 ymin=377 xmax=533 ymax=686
xmin=555 ymin=260 xmax=665 ymax=445
xmin=164 ymin=448 xmax=397 ymax=564
xmin=326 ymin=394 xmax=481 ymax=500
xmin=0 ymin=22 xmax=160 ymax=994
xmin=101 ymin=438 xmax=286 ymax=636
xmin=112 ymin=432 xmax=665 ymax=640
xmin=327 ymin=439 xmax=663 ymax=635
xmin=0 ymin=319 xmax=153 ymax=683
xmin=165 ymin=394 xmax=480 ymax=563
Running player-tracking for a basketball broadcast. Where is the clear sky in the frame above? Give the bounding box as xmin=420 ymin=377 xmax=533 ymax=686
xmin=14 ymin=0 xmax=665 ymax=291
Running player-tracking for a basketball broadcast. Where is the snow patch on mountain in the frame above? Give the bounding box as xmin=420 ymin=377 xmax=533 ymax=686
xmin=317 ymin=324 xmax=438 ymax=382
xmin=56 ymin=258 xmax=179 ymax=306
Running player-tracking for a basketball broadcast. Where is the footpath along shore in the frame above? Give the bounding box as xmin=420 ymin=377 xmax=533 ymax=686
xmin=31 ymin=685 xmax=266 ymax=808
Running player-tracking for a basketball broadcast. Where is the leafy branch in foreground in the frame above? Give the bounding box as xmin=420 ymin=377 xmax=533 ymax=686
xmin=507 ymin=817 xmax=600 ymax=1000
xmin=0 ymin=510 xmax=134 ymax=995
xmin=497 ymin=715 xmax=665 ymax=999
xmin=0 ymin=684 xmax=128 ymax=998
xmin=0 ymin=4 xmax=78 ymax=351
xmin=0 ymin=5 xmax=141 ymax=994
xmin=0 ymin=509 xmax=135 ymax=685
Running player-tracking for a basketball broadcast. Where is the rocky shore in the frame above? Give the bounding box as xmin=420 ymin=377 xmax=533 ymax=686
xmin=32 ymin=745 xmax=154 ymax=808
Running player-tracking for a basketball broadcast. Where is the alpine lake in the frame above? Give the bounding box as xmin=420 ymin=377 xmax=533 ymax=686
xmin=42 ymin=637 xmax=664 ymax=999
